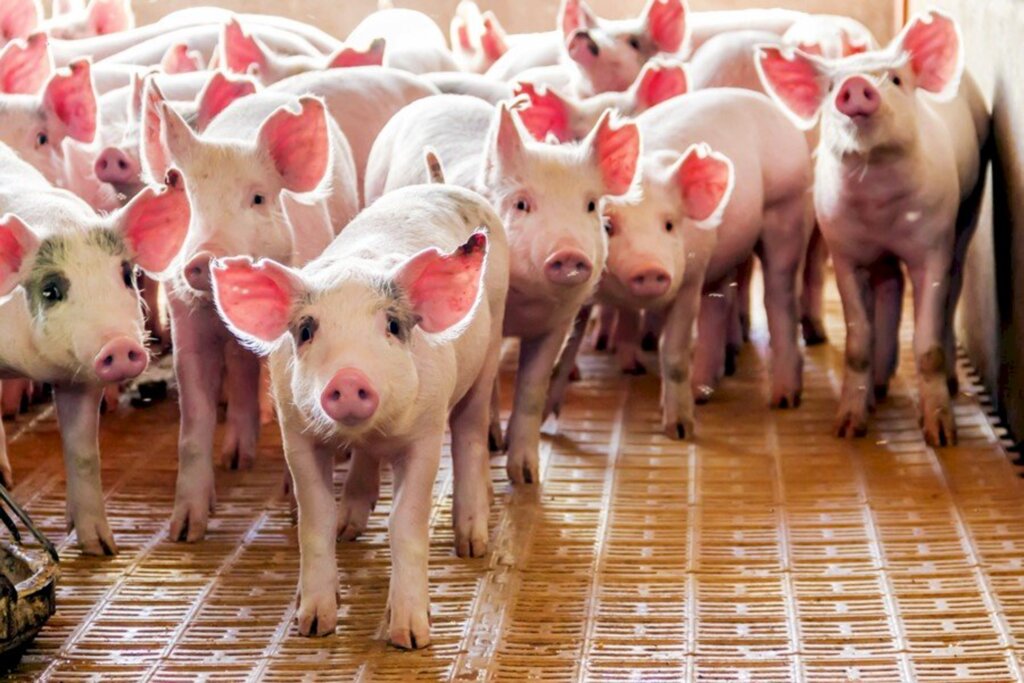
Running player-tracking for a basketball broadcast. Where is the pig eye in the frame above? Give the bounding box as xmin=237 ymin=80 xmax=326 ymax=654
xmin=514 ymin=197 xmax=531 ymax=213
xmin=296 ymin=317 xmax=317 ymax=346
xmin=628 ymin=36 xmax=641 ymax=50
xmin=386 ymin=315 xmax=403 ymax=338
xmin=603 ymin=218 xmax=615 ymax=237
xmin=39 ymin=275 xmax=67 ymax=305
xmin=35 ymin=132 xmax=47 ymax=147
xmin=891 ymin=74 xmax=902 ymax=86
xmin=665 ymin=221 xmax=674 ymax=233
xmin=121 ymin=261 xmax=136 ymax=289
xmin=587 ymin=200 xmax=596 ymax=213
xmin=252 ymin=193 xmax=265 ymax=206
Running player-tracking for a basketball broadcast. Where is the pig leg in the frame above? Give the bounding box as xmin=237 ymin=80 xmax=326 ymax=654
xmin=285 ymin=427 xmax=339 ymax=637
xmin=337 ymin=450 xmax=379 ymax=542
xmin=450 ymin=332 xmax=501 ymax=558
xmin=388 ymin=432 xmax=442 ymax=649
xmin=871 ymin=258 xmax=904 ymax=400
xmin=615 ymin=307 xmax=645 ymax=375
xmin=0 ymin=413 xmax=11 ymax=488
xmin=800 ymin=228 xmax=830 ymax=346
xmin=832 ymin=257 xmax=874 ymax=438
xmin=907 ymin=254 xmax=956 ymax=447
xmin=592 ymin=304 xmax=616 ymax=351
xmin=691 ymin=281 xmax=731 ymax=405
xmin=170 ymin=300 xmax=225 ymax=543
xmin=506 ymin=323 xmax=572 ymax=485
xmin=2 ymin=378 xmax=31 ymax=418
xmin=220 ymin=341 xmax=261 ymax=470
xmin=660 ymin=277 xmax=704 ymax=440
xmin=488 ymin=379 xmax=504 ymax=453
xmin=735 ymin=256 xmax=754 ymax=344
xmin=545 ymin=303 xmax=591 ymax=421
xmin=140 ymin=275 xmax=168 ymax=352
xmin=54 ymin=383 xmax=115 ymax=555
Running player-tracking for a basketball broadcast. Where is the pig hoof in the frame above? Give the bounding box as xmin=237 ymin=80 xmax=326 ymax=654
xmin=772 ymin=393 xmax=801 ymax=410
xmin=594 ymin=335 xmax=609 ymax=352
xmin=874 ymin=384 xmax=889 ymax=402
xmin=724 ymin=346 xmax=739 ymax=377
xmin=170 ymin=494 xmax=214 ymax=543
xmin=74 ymin=522 xmax=119 ymax=556
xmin=295 ymin=592 xmax=339 ymax=637
xmin=801 ymin=316 xmax=828 ymax=346
xmin=923 ymin=407 xmax=957 ymax=448
xmin=641 ymin=332 xmax=658 ymax=352
xmin=693 ymin=384 xmax=715 ymax=406
xmin=389 ymin=608 xmax=432 ymax=650
xmin=834 ymin=414 xmax=868 ymax=439
xmin=337 ymin=496 xmax=376 ymax=542
xmin=506 ymin=459 xmax=537 ymax=485
xmin=455 ymin=520 xmax=489 ymax=559
xmin=488 ymin=425 xmax=505 ymax=454
xmin=622 ymin=362 xmax=646 ymax=376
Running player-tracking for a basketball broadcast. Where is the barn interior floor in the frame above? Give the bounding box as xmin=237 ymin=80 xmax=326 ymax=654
xmin=4 ymin=277 xmax=1024 ymax=682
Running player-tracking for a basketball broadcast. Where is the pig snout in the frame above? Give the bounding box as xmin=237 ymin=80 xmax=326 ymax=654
xmin=320 ymin=368 xmax=380 ymax=425
xmin=94 ymin=337 xmax=148 ymax=383
xmin=94 ymin=148 xmax=139 ymax=185
xmin=184 ymin=252 xmax=215 ymax=292
xmin=628 ymin=266 xmax=671 ymax=299
xmin=544 ymin=249 xmax=593 ymax=287
xmin=835 ymin=76 xmax=880 ymax=119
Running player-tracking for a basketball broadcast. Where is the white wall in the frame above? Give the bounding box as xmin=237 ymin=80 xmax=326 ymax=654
xmin=128 ymin=0 xmax=900 ymax=44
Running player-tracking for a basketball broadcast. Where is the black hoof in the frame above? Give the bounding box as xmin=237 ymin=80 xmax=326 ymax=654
xmin=724 ymin=347 xmax=739 ymax=377
xmin=641 ymin=332 xmax=658 ymax=352
xmin=676 ymin=423 xmax=686 ymax=439
xmin=874 ymin=384 xmax=889 ymax=402
xmin=594 ymin=335 xmax=608 ymax=352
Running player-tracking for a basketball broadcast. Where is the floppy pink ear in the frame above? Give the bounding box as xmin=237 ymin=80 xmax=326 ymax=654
xmin=0 ymin=0 xmax=39 ymax=42
xmin=559 ymin=0 xmax=596 ymax=40
xmin=257 ymin=97 xmax=329 ymax=193
xmin=674 ymin=143 xmax=734 ymax=228
xmin=394 ymin=231 xmax=488 ymax=334
xmin=586 ymin=111 xmax=640 ymax=196
xmin=211 ymin=256 xmax=302 ymax=343
xmin=643 ymin=0 xmax=688 ymax=53
xmin=220 ymin=17 xmax=268 ymax=76
xmin=513 ymin=82 xmax=573 ymax=142
xmin=195 ymin=71 xmax=256 ymax=131
xmin=897 ymin=10 xmax=962 ymax=97
xmin=0 ymin=32 xmax=49 ymax=95
xmin=479 ymin=12 xmax=508 ymax=61
xmin=85 ymin=0 xmax=132 ymax=35
xmin=0 ymin=214 xmax=38 ymax=298
xmin=42 ymin=58 xmax=97 ymax=142
xmin=755 ymin=45 xmax=828 ymax=131
xmin=633 ymin=60 xmax=687 ymax=111
xmin=160 ymin=43 xmax=204 ymax=74
xmin=114 ymin=170 xmax=190 ymax=276
xmin=326 ymin=37 xmax=385 ymax=69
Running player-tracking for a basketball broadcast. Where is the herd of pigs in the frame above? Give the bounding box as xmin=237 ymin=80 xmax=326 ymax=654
xmin=0 ymin=0 xmax=989 ymax=649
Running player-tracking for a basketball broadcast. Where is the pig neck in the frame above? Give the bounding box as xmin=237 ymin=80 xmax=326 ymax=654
xmin=818 ymin=129 xmax=925 ymax=204
xmin=0 ymin=294 xmax=66 ymax=382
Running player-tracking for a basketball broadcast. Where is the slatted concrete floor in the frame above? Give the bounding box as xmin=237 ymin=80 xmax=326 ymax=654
xmin=4 ymin=285 xmax=1024 ymax=681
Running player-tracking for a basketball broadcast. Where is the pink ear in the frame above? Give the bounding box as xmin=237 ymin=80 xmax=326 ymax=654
xmin=195 ymin=71 xmax=256 ymax=131
xmin=588 ymin=112 xmax=640 ymax=196
xmin=489 ymin=103 xmax=526 ymax=170
xmin=327 ymin=38 xmax=385 ymax=69
xmin=211 ymin=256 xmax=300 ymax=343
xmin=140 ymin=77 xmax=169 ymax=180
xmin=674 ymin=143 xmax=733 ymax=227
xmin=160 ymin=43 xmax=204 ymax=75
xmin=755 ymin=46 xmax=827 ymax=130
xmin=451 ymin=14 xmax=472 ymax=51
xmin=898 ymin=10 xmax=962 ymax=96
xmin=0 ymin=214 xmax=37 ymax=298
xmin=0 ymin=0 xmax=39 ymax=42
xmin=480 ymin=12 xmax=508 ymax=61
xmin=257 ymin=97 xmax=329 ymax=192
xmin=42 ymin=59 xmax=97 ymax=142
xmin=221 ymin=17 xmax=267 ymax=76
xmin=633 ymin=60 xmax=687 ymax=111
xmin=116 ymin=170 xmax=190 ymax=275
xmin=513 ymin=82 xmax=572 ymax=142
xmin=842 ymin=39 xmax=869 ymax=57
xmin=0 ymin=32 xmax=48 ymax=94
xmin=559 ymin=0 xmax=596 ymax=41
xmin=394 ymin=231 xmax=488 ymax=334
xmin=86 ymin=0 xmax=132 ymax=35
xmin=643 ymin=0 xmax=688 ymax=53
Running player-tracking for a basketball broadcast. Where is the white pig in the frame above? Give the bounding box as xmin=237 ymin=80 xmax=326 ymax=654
xmin=366 ymin=95 xmax=640 ymax=484
xmin=756 ymin=10 xmax=988 ymax=446
xmin=141 ymin=87 xmax=360 ymax=542
xmin=0 ymin=31 xmax=50 ymax=94
xmin=211 ymin=183 xmax=508 ymax=648
xmin=0 ymin=142 xmax=189 ymax=553
xmin=43 ymin=0 xmax=132 ymax=41
xmin=347 ymin=7 xmax=457 ymax=74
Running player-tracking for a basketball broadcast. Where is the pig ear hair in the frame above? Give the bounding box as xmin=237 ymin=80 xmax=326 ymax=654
xmin=211 ymin=256 xmax=305 ymax=349
xmin=559 ymin=0 xmax=597 ymax=42
xmin=0 ymin=32 xmax=50 ymax=95
xmin=160 ymin=42 xmax=204 ymax=75
xmin=114 ymin=171 xmax=190 ymax=278
xmin=326 ymin=37 xmax=385 ymax=69
xmin=85 ymin=0 xmax=133 ymax=35
xmin=895 ymin=9 xmax=963 ymax=100
xmin=220 ymin=17 xmax=268 ymax=78
xmin=423 ymin=147 xmax=446 ymax=184
xmin=281 ymin=190 xmax=334 ymax=268
xmin=643 ymin=0 xmax=689 ymax=54
xmin=0 ymin=0 xmax=41 ymax=43
xmin=194 ymin=70 xmax=257 ymax=132
xmin=755 ymin=44 xmax=829 ymax=131
xmin=513 ymin=81 xmax=574 ymax=143
xmin=392 ymin=230 xmax=489 ymax=335
xmin=257 ymin=97 xmax=330 ymax=193
xmin=672 ymin=143 xmax=734 ymax=230
xmin=0 ymin=213 xmax=38 ymax=300
xmin=631 ymin=58 xmax=688 ymax=111
xmin=42 ymin=58 xmax=97 ymax=143
xmin=585 ymin=110 xmax=641 ymax=197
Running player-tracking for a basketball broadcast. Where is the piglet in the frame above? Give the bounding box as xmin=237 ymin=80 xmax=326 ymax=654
xmin=0 ymin=31 xmax=50 ymax=94
xmin=43 ymin=0 xmax=133 ymax=40
xmin=757 ymin=10 xmax=989 ymax=446
xmin=0 ymin=142 xmax=189 ymax=553
xmin=347 ymin=7 xmax=457 ymax=74
xmin=212 ymin=182 xmax=508 ymax=648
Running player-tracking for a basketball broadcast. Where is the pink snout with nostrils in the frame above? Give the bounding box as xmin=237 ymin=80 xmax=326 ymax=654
xmin=835 ymin=76 xmax=880 ymax=119
xmin=627 ymin=265 xmax=671 ymax=299
xmin=94 ymin=337 xmax=147 ymax=383
xmin=544 ymin=249 xmax=593 ymax=286
xmin=94 ymin=147 xmax=139 ymax=185
xmin=320 ymin=368 xmax=380 ymax=425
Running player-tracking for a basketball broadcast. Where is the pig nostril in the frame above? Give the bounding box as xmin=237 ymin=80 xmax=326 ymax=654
xmin=328 ymin=390 xmax=341 ymax=402
xmin=99 ymin=160 xmax=108 ymax=170
xmin=357 ymin=388 xmax=368 ymax=401
xmin=127 ymin=350 xmax=138 ymax=362
xmin=118 ymin=159 xmax=127 ymax=170
xmin=103 ymin=355 xmax=114 ymax=367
